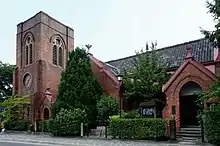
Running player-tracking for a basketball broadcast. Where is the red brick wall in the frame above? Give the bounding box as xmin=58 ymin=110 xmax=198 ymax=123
xmin=90 ymin=55 xmax=120 ymax=101
xmin=14 ymin=12 xmax=74 ymax=121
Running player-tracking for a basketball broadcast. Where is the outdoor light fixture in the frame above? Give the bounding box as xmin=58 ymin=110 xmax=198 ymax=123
xmin=117 ymin=74 xmax=123 ymax=82
xmin=117 ymin=74 xmax=123 ymax=118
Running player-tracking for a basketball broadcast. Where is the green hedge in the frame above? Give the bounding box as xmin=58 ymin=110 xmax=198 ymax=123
xmin=4 ymin=120 xmax=30 ymax=131
xmin=39 ymin=120 xmax=50 ymax=132
xmin=109 ymin=118 xmax=166 ymax=140
xmin=205 ymin=105 xmax=220 ymax=145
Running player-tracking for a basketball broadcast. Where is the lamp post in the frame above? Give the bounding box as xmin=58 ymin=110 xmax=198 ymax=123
xmin=117 ymin=74 xmax=123 ymax=118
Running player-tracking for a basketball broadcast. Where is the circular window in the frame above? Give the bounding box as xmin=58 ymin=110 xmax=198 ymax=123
xmin=23 ymin=73 xmax=32 ymax=88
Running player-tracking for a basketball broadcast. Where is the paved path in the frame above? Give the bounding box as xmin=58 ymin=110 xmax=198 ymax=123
xmin=0 ymin=142 xmax=56 ymax=146
xmin=0 ymin=133 xmax=214 ymax=146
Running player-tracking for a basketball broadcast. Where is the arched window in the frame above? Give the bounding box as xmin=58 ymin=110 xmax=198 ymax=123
xmin=52 ymin=38 xmax=64 ymax=67
xmin=58 ymin=47 xmax=63 ymax=66
xmin=24 ymin=36 xmax=34 ymax=65
xmin=53 ymin=45 xmax=57 ymax=65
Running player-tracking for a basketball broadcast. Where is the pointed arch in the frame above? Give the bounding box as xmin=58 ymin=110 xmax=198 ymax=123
xmin=23 ymin=32 xmax=35 ymax=43
xmin=50 ymin=34 xmax=65 ymax=67
xmin=49 ymin=34 xmax=66 ymax=49
xmin=23 ymin=32 xmax=35 ymax=65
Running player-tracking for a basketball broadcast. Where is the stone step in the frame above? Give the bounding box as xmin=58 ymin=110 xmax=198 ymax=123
xmin=182 ymin=125 xmax=201 ymax=128
xmin=177 ymin=136 xmax=201 ymax=143
xmin=177 ymin=126 xmax=202 ymax=143
xmin=178 ymin=130 xmax=201 ymax=134
xmin=180 ymin=127 xmax=201 ymax=131
xmin=177 ymin=133 xmax=201 ymax=138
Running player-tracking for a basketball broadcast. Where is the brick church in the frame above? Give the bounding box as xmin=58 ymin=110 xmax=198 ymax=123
xmin=13 ymin=11 xmax=219 ymax=131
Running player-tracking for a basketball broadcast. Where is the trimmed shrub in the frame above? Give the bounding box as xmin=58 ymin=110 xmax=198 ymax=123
xmin=49 ymin=108 xmax=87 ymax=136
xmin=204 ymin=104 xmax=220 ymax=144
xmin=4 ymin=120 xmax=30 ymax=131
xmin=109 ymin=118 xmax=165 ymax=140
xmin=39 ymin=120 xmax=50 ymax=132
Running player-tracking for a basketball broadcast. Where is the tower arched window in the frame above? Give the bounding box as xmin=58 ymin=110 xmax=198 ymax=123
xmin=24 ymin=36 xmax=34 ymax=65
xmin=52 ymin=38 xmax=63 ymax=67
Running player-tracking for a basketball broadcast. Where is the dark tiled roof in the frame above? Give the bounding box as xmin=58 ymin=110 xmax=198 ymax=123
xmin=105 ymin=38 xmax=214 ymax=75
xmin=105 ymin=63 xmax=120 ymax=76
xmin=98 ymin=60 xmax=120 ymax=76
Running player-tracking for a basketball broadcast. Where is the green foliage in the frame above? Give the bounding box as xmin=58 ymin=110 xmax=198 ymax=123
xmin=123 ymin=42 xmax=169 ymax=109
xmin=49 ymin=108 xmax=88 ymax=136
xmin=201 ymin=0 xmax=220 ymax=46
xmin=204 ymin=104 xmax=220 ymax=144
xmin=0 ymin=61 xmax=15 ymax=99
xmin=0 ymin=95 xmax=30 ymax=123
xmin=196 ymin=78 xmax=220 ymax=144
xmin=97 ymin=95 xmax=118 ymax=124
xmin=4 ymin=120 xmax=30 ymax=131
xmin=197 ymin=77 xmax=220 ymax=122
xmin=121 ymin=110 xmax=140 ymax=119
xmin=110 ymin=115 xmax=120 ymax=120
xmin=39 ymin=120 xmax=50 ymax=132
xmin=109 ymin=118 xmax=166 ymax=140
xmin=52 ymin=47 xmax=102 ymax=126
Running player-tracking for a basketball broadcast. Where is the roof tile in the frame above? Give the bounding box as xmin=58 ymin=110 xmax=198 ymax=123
xmin=105 ymin=38 xmax=214 ymax=75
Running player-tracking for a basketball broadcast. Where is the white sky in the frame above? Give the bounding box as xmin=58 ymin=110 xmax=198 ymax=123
xmin=0 ymin=0 xmax=215 ymax=64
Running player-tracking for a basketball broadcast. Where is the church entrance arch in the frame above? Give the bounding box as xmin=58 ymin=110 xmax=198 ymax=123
xmin=43 ymin=108 xmax=50 ymax=120
xmin=179 ymin=81 xmax=202 ymax=127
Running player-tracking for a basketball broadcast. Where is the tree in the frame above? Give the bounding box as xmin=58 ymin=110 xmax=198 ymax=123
xmin=0 ymin=95 xmax=30 ymax=123
xmin=197 ymin=76 xmax=220 ymax=121
xmin=123 ymin=42 xmax=169 ymax=109
xmin=0 ymin=61 xmax=15 ymax=99
xmin=96 ymin=95 xmax=118 ymax=125
xmin=201 ymin=0 xmax=220 ymax=46
xmin=49 ymin=108 xmax=88 ymax=136
xmin=52 ymin=47 xmax=103 ymax=127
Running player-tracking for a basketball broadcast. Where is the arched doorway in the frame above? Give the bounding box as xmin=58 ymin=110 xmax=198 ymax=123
xmin=179 ymin=81 xmax=202 ymax=127
xmin=43 ymin=108 xmax=50 ymax=120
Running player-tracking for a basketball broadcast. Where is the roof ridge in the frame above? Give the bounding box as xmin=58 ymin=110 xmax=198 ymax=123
xmin=105 ymin=38 xmax=207 ymax=63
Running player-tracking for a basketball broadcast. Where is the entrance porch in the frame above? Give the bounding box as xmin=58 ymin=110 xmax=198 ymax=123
xmin=162 ymin=46 xmax=217 ymax=133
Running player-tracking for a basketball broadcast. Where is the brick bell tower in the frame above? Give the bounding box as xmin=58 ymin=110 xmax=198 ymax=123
xmin=13 ymin=11 xmax=74 ymax=123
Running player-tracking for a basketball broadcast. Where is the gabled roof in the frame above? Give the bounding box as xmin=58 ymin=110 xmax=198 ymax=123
xmin=89 ymin=54 xmax=120 ymax=87
xmin=105 ymin=38 xmax=214 ymax=75
xmin=162 ymin=58 xmax=217 ymax=93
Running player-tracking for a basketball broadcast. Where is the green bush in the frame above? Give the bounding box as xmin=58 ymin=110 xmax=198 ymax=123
xmin=49 ymin=108 xmax=87 ymax=136
xmin=97 ymin=95 xmax=118 ymax=125
xmin=204 ymin=104 xmax=220 ymax=144
xmin=4 ymin=120 xmax=30 ymax=131
xmin=39 ymin=120 xmax=50 ymax=132
xmin=121 ymin=110 xmax=140 ymax=119
xmin=109 ymin=118 xmax=165 ymax=140
xmin=110 ymin=115 xmax=120 ymax=120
